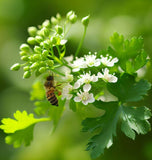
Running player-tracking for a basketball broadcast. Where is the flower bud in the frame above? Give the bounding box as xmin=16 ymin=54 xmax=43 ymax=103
xmin=10 ymin=63 xmax=21 ymax=71
xmin=56 ymin=13 xmax=61 ymax=20
xmin=42 ymin=50 xmax=49 ymax=57
xmin=55 ymin=25 xmax=63 ymax=35
xmin=41 ymin=27 xmax=50 ymax=37
xmin=68 ymin=12 xmax=77 ymax=24
xmin=21 ymin=56 xmax=29 ymax=61
xmin=35 ymin=36 xmax=43 ymax=43
xmin=23 ymin=71 xmax=31 ymax=78
xmin=81 ymin=15 xmax=90 ymax=27
xmin=28 ymin=26 xmax=37 ymax=37
xmin=27 ymin=37 xmax=36 ymax=45
xmin=51 ymin=16 xmax=58 ymax=25
xmin=30 ymin=62 xmax=39 ymax=69
xmin=42 ymin=20 xmax=50 ymax=28
xmin=32 ymin=54 xmax=41 ymax=61
xmin=43 ymin=40 xmax=51 ymax=48
xmin=34 ymin=46 xmax=42 ymax=53
xmin=23 ymin=66 xmax=30 ymax=71
xmin=51 ymin=36 xmax=58 ymax=44
xmin=20 ymin=44 xmax=30 ymax=52
xmin=39 ymin=67 xmax=46 ymax=73
xmin=19 ymin=51 xmax=28 ymax=56
xmin=47 ymin=60 xmax=54 ymax=66
xmin=66 ymin=11 xmax=73 ymax=19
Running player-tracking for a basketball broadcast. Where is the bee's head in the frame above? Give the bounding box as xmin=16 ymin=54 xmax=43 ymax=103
xmin=47 ymin=75 xmax=54 ymax=81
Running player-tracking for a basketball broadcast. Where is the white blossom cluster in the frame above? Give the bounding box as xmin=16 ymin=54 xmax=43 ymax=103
xmin=61 ymin=52 xmax=119 ymax=105
xmin=69 ymin=52 xmax=118 ymax=72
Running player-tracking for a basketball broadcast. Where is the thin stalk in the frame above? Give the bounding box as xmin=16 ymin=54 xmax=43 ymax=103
xmin=51 ymin=68 xmax=65 ymax=76
xmin=75 ymin=26 xmax=87 ymax=58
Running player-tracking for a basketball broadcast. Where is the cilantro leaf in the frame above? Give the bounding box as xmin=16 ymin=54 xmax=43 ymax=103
xmin=30 ymin=81 xmax=46 ymax=101
xmin=107 ymin=73 xmax=151 ymax=103
xmin=0 ymin=110 xmax=49 ymax=147
xmin=108 ymin=32 xmax=148 ymax=73
xmin=121 ymin=105 xmax=151 ymax=140
xmin=82 ymin=102 xmax=121 ymax=159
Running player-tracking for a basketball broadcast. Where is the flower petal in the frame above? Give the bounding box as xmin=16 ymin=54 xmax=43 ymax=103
xmin=74 ymin=96 xmax=81 ymax=102
xmin=83 ymin=84 xmax=91 ymax=92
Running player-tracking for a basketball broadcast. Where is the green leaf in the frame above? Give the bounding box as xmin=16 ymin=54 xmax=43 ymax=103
xmin=109 ymin=32 xmax=148 ymax=73
xmin=121 ymin=106 xmax=151 ymax=140
xmin=0 ymin=110 xmax=49 ymax=147
xmin=69 ymin=99 xmax=77 ymax=112
xmin=107 ymin=73 xmax=151 ymax=103
xmin=82 ymin=102 xmax=121 ymax=159
xmin=48 ymin=97 xmax=65 ymax=130
xmin=30 ymin=81 xmax=46 ymax=101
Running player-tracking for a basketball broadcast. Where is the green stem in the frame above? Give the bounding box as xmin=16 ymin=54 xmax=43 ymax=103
xmin=75 ymin=26 xmax=87 ymax=58
xmin=51 ymin=68 xmax=65 ymax=76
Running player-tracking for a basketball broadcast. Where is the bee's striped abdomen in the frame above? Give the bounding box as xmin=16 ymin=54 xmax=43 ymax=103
xmin=46 ymin=90 xmax=58 ymax=106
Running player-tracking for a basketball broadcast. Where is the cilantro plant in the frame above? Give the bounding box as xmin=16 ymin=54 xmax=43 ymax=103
xmin=0 ymin=11 xmax=151 ymax=159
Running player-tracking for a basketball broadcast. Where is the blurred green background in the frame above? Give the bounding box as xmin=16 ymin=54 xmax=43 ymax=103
xmin=0 ymin=0 xmax=152 ymax=160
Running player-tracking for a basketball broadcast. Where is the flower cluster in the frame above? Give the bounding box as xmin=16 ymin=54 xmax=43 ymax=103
xmin=11 ymin=11 xmax=79 ymax=78
xmin=61 ymin=52 xmax=118 ymax=105
xmin=69 ymin=52 xmax=118 ymax=72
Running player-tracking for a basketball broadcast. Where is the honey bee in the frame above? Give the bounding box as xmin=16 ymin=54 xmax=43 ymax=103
xmin=44 ymin=75 xmax=61 ymax=106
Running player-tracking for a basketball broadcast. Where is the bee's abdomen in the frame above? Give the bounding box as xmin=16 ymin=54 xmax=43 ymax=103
xmin=47 ymin=91 xmax=58 ymax=106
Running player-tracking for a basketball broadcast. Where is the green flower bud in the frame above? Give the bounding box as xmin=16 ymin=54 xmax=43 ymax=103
xmin=35 ymin=70 xmax=41 ymax=77
xmin=28 ymin=26 xmax=37 ymax=37
xmin=32 ymin=54 xmax=41 ymax=60
xmin=20 ymin=44 xmax=30 ymax=52
xmin=27 ymin=37 xmax=36 ymax=45
xmin=51 ymin=16 xmax=58 ymax=25
xmin=30 ymin=62 xmax=39 ymax=69
xmin=67 ymin=11 xmax=77 ymax=24
xmin=42 ymin=50 xmax=49 ymax=57
xmin=10 ymin=63 xmax=21 ymax=71
xmin=42 ymin=20 xmax=51 ymax=28
xmin=34 ymin=46 xmax=42 ymax=53
xmin=35 ymin=36 xmax=43 ymax=43
xmin=19 ymin=51 xmax=28 ymax=56
xmin=23 ymin=66 xmax=30 ymax=71
xmin=81 ymin=15 xmax=90 ymax=27
xmin=55 ymin=25 xmax=63 ymax=35
xmin=23 ymin=71 xmax=31 ymax=79
xmin=39 ymin=67 xmax=46 ymax=73
xmin=40 ymin=61 xmax=46 ymax=66
xmin=43 ymin=27 xmax=50 ymax=37
xmin=56 ymin=13 xmax=61 ymax=20
xmin=66 ymin=11 xmax=73 ymax=19
xmin=21 ymin=56 xmax=29 ymax=61
xmin=51 ymin=36 xmax=58 ymax=44
xmin=43 ymin=40 xmax=51 ymax=49
xmin=47 ymin=60 xmax=54 ymax=66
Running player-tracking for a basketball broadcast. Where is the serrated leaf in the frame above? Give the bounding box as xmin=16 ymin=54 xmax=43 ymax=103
xmin=82 ymin=102 xmax=121 ymax=159
xmin=5 ymin=125 xmax=34 ymax=148
xmin=121 ymin=106 xmax=151 ymax=139
xmin=0 ymin=110 xmax=49 ymax=147
xmin=107 ymin=73 xmax=151 ymax=103
xmin=109 ymin=32 xmax=148 ymax=73
xmin=30 ymin=81 xmax=46 ymax=101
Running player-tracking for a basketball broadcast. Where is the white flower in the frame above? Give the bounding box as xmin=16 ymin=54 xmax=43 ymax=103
xmin=60 ymin=39 xmax=67 ymax=45
xmin=98 ymin=68 xmax=118 ymax=83
xmin=100 ymin=55 xmax=118 ymax=67
xmin=74 ymin=72 xmax=98 ymax=90
xmin=84 ymin=52 xmax=101 ymax=67
xmin=62 ymin=84 xmax=73 ymax=100
xmin=69 ymin=57 xmax=87 ymax=72
xmin=74 ymin=88 xmax=95 ymax=105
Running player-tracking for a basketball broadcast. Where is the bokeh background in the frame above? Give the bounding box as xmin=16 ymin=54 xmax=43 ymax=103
xmin=0 ymin=0 xmax=152 ymax=160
